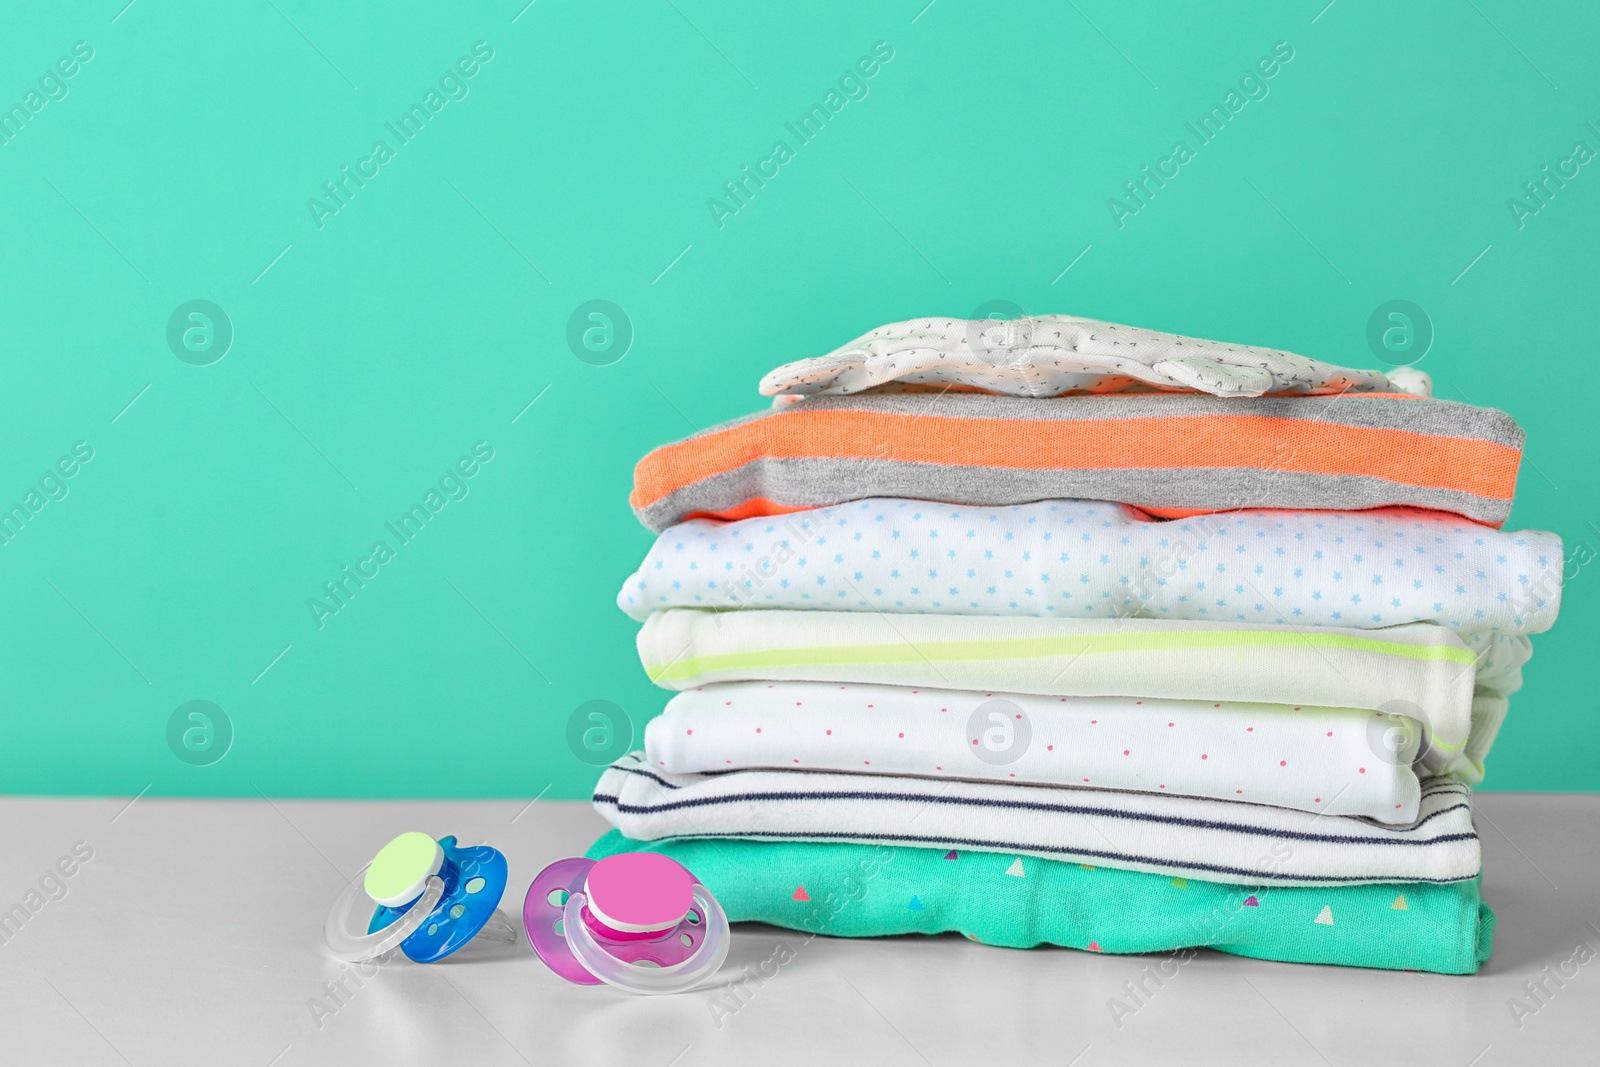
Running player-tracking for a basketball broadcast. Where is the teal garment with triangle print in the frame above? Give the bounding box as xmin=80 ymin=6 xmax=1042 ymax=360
xmin=587 ymin=831 xmax=1494 ymax=975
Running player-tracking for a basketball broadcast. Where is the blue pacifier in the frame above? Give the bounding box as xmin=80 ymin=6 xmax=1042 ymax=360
xmin=323 ymin=832 xmax=516 ymax=963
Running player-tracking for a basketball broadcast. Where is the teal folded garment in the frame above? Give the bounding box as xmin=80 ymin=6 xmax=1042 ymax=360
xmin=587 ymin=831 xmax=1494 ymax=974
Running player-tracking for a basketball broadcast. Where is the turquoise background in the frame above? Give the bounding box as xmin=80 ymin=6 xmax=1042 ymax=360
xmin=0 ymin=0 xmax=1593 ymax=798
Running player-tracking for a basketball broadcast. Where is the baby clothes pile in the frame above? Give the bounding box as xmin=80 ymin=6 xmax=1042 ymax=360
xmin=588 ymin=315 xmax=1564 ymax=974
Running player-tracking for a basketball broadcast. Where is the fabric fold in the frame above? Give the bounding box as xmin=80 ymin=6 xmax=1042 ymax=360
xmin=645 ymin=681 xmax=1425 ymax=823
xmin=594 ymin=755 xmax=1481 ymax=887
xmin=619 ymin=498 xmax=1561 ymax=636
xmin=588 ymin=832 xmax=1495 ymax=974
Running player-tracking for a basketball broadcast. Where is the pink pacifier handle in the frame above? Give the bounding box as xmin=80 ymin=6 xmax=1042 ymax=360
xmin=584 ymin=852 xmax=696 ymax=935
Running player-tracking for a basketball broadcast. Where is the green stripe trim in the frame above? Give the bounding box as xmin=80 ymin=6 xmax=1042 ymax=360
xmin=645 ymin=629 xmax=1475 ymax=684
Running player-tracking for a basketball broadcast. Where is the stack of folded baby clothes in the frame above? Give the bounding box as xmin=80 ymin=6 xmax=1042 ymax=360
xmin=588 ymin=315 xmax=1563 ymax=974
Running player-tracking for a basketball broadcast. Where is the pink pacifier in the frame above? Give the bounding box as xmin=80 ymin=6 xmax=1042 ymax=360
xmin=524 ymin=853 xmax=730 ymax=994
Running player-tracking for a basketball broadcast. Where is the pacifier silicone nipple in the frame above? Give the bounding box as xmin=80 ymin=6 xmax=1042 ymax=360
xmin=524 ymin=852 xmax=730 ymax=995
xmin=323 ymin=833 xmax=515 ymax=963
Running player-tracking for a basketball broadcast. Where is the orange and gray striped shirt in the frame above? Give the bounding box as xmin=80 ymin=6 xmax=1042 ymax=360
xmin=631 ymin=392 xmax=1523 ymax=532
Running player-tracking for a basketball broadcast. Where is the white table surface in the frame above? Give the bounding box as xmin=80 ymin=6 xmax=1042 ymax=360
xmin=0 ymin=793 xmax=1594 ymax=1066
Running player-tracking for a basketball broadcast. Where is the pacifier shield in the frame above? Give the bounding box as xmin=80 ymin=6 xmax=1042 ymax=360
xmin=525 ymin=857 xmax=604 ymax=984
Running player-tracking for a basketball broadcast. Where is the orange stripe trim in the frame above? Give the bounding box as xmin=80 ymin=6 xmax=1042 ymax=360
xmin=676 ymin=497 xmax=815 ymax=525
xmin=1136 ymin=504 xmax=1506 ymax=530
xmin=631 ymin=409 xmax=1519 ymax=510
xmin=677 ymin=500 xmax=1506 ymax=530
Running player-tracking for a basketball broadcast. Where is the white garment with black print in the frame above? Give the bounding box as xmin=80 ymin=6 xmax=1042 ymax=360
xmin=595 ymin=754 xmax=1480 ymax=888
